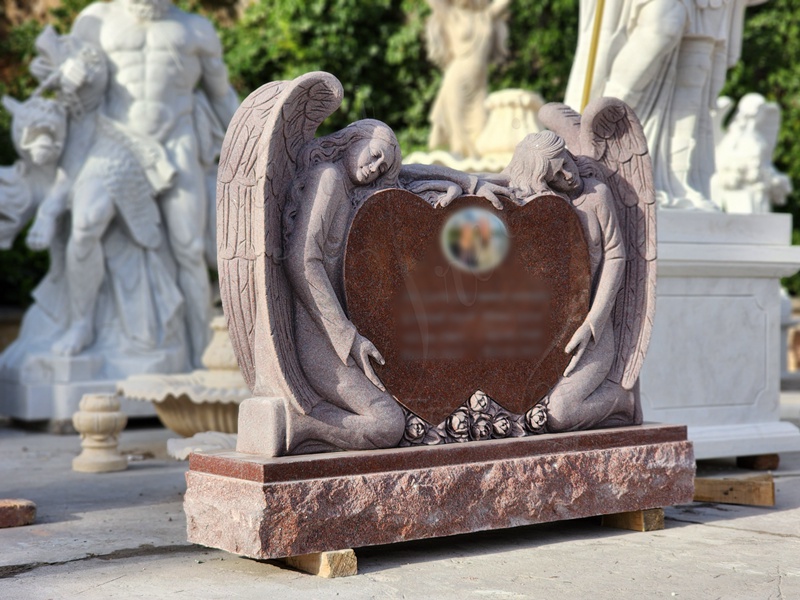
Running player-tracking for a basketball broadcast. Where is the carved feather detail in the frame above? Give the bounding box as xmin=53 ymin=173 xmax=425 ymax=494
xmin=541 ymin=98 xmax=657 ymax=391
xmin=217 ymin=72 xmax=344 ymax=413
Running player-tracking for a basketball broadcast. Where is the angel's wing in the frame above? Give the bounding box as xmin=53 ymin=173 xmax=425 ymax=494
xmin=582 ymin=98 xmax=656 ymax=389
xmin=541 ymin=98 xmax=656 ymax=390
xmin=217 ymin=72 xmax=344 ymax=413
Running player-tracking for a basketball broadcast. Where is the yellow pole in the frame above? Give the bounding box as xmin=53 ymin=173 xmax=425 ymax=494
xmin=581 ymin=0 xmax=606 ymax=112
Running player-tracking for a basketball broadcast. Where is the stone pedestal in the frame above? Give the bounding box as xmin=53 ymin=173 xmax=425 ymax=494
xmin=185 ymin=424 xmax=694 ymax=560
xmin=0 ymin=353 xmax=161 ymax=428
xmin=640 ymin=211 xmax=800 ymax=459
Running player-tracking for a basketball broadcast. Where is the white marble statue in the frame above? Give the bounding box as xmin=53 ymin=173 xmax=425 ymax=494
xmin=566 ymin=0 xmax=767 ymax=210
xmin=0 ymin=0 xmax=238 ymax=423
xmin=0 ymin=95 xmax=67 ymax=251
xmin=425 ymin=0 xmax=510 ymax=158
xmin=1 ymin=30 xmax=187 ymax=369
xmin=711 ymin=93 xmax=792 ymax=213
xmin=47 ymin=0 xmax=240 ymax=365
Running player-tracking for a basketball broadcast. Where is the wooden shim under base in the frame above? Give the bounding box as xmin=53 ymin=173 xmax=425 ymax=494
xmin=601 ymin=508 xmax=665 ymax=532
xmin=694 ymin=473 xmax=775 ymax=507
xmin=736 ymin=454 xmax=780 ymax=471
xmin=282 ymin=549 xmax=357 ymax=578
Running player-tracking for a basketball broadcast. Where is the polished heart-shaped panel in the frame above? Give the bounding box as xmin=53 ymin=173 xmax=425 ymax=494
xmin=344 ymin=189 xmax=591 ymax=426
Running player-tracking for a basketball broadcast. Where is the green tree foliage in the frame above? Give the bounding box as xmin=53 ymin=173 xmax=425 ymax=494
xmin=221 ymin=0 xmax=438 ymax=152
xmin=720 ymin=0 xmax=800 ymax=293
xmin=0 ymin=0 xmax=799 ymax=303
xmin=220 ymin=0 xmax=578 ymax=152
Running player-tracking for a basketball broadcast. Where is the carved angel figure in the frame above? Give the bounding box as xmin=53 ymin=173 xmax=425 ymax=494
xmin=218 ymin=72 xmax=507 ymax=456
xmin=501 ymin=98 xmax=657 ymax=431
xmin=425 ymin=0 xmax=510 ymax=158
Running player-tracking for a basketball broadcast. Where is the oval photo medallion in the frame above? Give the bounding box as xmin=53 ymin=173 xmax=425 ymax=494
xmin=440 ymin=208 xmax=510 ymax=274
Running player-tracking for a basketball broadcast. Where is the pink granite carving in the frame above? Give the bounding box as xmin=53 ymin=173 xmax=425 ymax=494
xmin=217 ymin=71 xmax=656 ymax=456
xmin=185 ymin=424 xmax=694 ymax=559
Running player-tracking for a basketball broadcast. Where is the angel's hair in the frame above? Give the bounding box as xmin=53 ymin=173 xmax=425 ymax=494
xmin=299 ymin=119 xmax=401 ymax=202
xmin=284 ymin=120 xmax=402 ymax=249
xmin=502 ymin=131 xmax=565 ymax=198
xmin=301 ymin=119 xmax=398 ymax=175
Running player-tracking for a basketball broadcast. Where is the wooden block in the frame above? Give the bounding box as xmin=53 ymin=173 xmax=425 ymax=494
xmin=0 ymin=499 xmax=36 ymax=528
xmin=736 ymin=454 xmax=780 ymax=471
xmin=601 ymin=508 xmax=664 ymax=532
xmin=694 ymin=473 xmax=775 ymax=507
xmin=282 ymin=549 xmax=357 ymax=578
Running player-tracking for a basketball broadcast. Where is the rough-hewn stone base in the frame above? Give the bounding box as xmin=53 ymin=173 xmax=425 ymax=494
xmin=185 ymin=424 xmax=694 ymax=560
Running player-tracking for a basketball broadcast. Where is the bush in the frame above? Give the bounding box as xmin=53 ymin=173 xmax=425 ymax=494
xmin=1 ymin=0 xmax=799 ymax=303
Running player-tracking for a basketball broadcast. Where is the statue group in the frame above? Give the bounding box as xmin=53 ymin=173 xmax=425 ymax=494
xmin=219 ymin=72 xmax=656 ymax=457
xmin=0 ymin=0 xmax=238 ymax=396
xmin=567 ymin=0 xmax=767 ymax=210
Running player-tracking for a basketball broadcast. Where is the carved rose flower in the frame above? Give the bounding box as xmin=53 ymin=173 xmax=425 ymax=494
xmin=404 ymin=414 xmax=427 ymax=443
xmin=525 ymin=403 xmax=548 ymax=433
xmin=492 ymin=413 xmax=511 ymax=438
xmin=470 ymin=416 xmax=492 ymax=441
xmin=446 ymin=409 xmax=470 ymax=442
xmin=468 ymin=390 xmax=490 ymax=413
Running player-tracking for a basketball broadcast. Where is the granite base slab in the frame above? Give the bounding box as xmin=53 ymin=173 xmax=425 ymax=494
xmin=185 ymin=424 xmax=695 ymax=560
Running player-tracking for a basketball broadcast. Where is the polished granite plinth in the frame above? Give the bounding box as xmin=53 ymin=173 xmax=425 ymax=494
xmin=184 ymin=424 xmax=694 ymax=560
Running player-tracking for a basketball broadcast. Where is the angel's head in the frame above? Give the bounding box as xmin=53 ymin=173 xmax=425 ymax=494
xmin=503 ymin=131 xmax=583 ymax=200
xmin=343 ymin=121 xmax=402 ymax=187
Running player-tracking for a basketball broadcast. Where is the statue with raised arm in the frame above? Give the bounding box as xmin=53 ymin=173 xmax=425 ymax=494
xmin=503 ymin=98 xmax=657 ymax=431
xmin=425 ymin=0 xmax=510 ymax=158
xmin=0 ymin=27 xmax=189 ymax=389
xmin=566 ymin=0 xmax=766 ymax=210
xmin=40 ymin=0 xmax=241 ymax=365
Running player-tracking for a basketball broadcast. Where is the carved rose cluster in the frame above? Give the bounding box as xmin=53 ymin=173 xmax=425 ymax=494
xmin=399 ymin=390 xmax=549 ymax=446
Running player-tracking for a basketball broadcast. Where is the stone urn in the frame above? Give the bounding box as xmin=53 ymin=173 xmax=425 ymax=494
xmin=118 ymin=317 xmax=249 ymax=436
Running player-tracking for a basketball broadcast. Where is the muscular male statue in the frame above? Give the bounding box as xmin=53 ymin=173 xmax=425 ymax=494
xmin=67 ymin=0 xmax=239 ymax=364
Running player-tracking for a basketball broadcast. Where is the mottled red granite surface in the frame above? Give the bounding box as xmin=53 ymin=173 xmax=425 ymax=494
xmin=185 ymin=425 xmax=694 ymax=560
xmin=344 ymin=190 xmax=591 ymax=424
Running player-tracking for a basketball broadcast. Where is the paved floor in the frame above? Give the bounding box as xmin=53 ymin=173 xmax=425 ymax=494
xmin=1 ymin=422 xmax=799 ymax=600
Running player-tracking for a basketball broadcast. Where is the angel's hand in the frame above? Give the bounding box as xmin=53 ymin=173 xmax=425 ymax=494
xmin=474 ymin=180 xmax=508 ymax=210
xmin=563 ymin=322 xmax=593 ymax=377
xmin=433 ymin=183 xmax=462 ymax=208
xmin=350 ymin=333 xmax=386 ymax=391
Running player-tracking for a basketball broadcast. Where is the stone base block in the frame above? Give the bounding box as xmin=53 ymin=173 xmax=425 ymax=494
xmin=185 ymin=424 xmax=695 ymax=560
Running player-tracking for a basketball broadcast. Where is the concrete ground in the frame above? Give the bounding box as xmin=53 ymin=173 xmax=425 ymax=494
xmin=1 ymin=422 xmax=799 ymax=600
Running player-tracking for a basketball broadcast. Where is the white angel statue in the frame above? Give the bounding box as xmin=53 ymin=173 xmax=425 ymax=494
xmin=425 ymin=0 xmax=510 ymax=158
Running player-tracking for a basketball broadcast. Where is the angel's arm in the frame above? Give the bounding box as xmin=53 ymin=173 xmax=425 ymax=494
xmin=603 ymin=0 xmax=687 ymax=106
xmin=400 ymin=164 xmax=509 ymax=208
xmin=285 ymin=166 xmax=358 ymax=365
xmin=585 ymin=185 xmax=626 ymax=341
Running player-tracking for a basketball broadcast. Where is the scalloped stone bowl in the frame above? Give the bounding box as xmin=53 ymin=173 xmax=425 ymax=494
xmin=118 ymin=316 xmax=249 ymax=436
